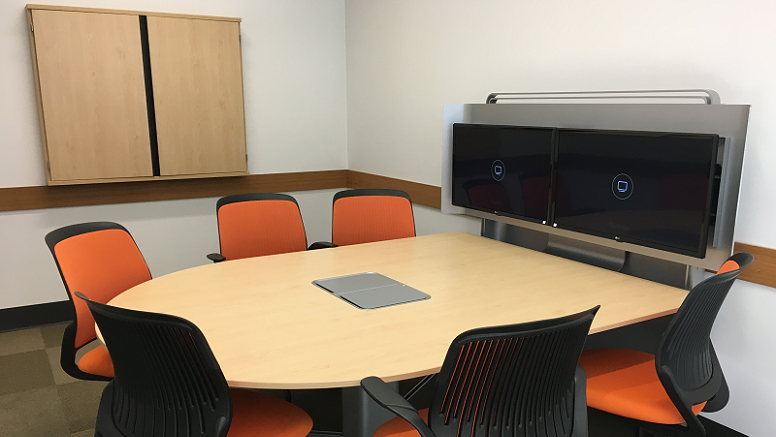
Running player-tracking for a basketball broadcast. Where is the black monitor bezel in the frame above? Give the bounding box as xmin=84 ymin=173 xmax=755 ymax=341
xmin=551 ymin=128 xmax=720 ymax=258
xmin=451 ymin=123 xmax=555 ymax=225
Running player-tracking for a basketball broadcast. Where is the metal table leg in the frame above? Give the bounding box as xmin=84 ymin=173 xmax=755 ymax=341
xmin=341 ymin=383 xmax=399 ymax=437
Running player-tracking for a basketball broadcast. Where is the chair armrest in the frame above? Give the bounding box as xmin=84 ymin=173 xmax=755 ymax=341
xmin=703 ymin=375 xmax=729 ymax=412
xmin=59 ymin=321 xmax=112 ymax=382
xmin=361 ymin=377 xmax=435 ymax=437
xmin=702 ymin=342 xmax=729 ymax=412
xmin=308 ymin=241 xmax=338 ymax=250
xmin=207 ymin=253 xmax=226 ymax=263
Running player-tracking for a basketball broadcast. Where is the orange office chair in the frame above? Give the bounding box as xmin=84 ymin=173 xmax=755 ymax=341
xmin=208 ymin=193 xmax=310 ymax=262
xmin=45 ymin=222 xmax=152 ymax=381
xmin=77 ymin=293 xmax=313 ymax=437
xmin=332 ymin=189 xmax=415 ymax=246
xmin=579 ymin=252 xmax=753 ymax=437
xmin=361 ymin=306 xmax=600 ymax=437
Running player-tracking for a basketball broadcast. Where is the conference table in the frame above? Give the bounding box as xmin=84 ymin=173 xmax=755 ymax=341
xmin=109 ymin=232 xmax=689 ymax=436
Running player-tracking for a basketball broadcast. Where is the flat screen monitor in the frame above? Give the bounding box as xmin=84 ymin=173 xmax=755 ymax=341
xmin=554 ymin=129 xmax=719 ymax=257
xmin=452 ymin=123 xmax=554 ymax=223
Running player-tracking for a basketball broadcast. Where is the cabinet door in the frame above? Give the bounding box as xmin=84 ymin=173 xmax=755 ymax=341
xmin=147 ymin=17 xmax=247 ymax=176
xmin=31 ymin=10 xmax=153 ymax=183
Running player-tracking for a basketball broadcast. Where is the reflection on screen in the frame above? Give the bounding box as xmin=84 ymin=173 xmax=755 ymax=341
xmin=452 ymin=124 xmax=554 ymax=223
xmin=554 ymin=129 xmax=718 ymax=257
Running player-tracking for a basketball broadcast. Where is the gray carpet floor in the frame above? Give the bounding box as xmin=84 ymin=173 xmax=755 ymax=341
xmin=0 ymin=323 xmax=104 ymax=437
xmin=0 ymin=322 xmax=635 ymax=437
xmin=5 ymin=322 xmax=736 ymax=437
xmin=0 ymin=322 xmax=342 ymax=437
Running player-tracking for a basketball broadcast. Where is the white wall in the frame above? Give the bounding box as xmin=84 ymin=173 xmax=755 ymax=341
xmin=345 ymin=1 xmax=776 ymax=435
xmin=3 ymin=0 xmax=772 ymax=432
xmin=414 ymin=204 xmax=479 ymax=237
xmin=0 ymin=0 xmax=480 ymax=311
xmin=0 ymin=189 xmax=342 ymax=309
xmin=0 ymin=0 xmax=348 ymax=185
xmin=0 ymin=0 xmax=348 ymax=307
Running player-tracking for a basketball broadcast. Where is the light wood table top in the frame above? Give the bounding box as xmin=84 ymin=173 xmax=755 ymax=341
xmin=109 ymin=232 xmax=688 ymax=390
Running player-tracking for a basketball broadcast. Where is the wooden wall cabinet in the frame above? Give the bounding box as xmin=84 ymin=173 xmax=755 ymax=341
xmin=26 ymin=5 xmax=248 ymax=185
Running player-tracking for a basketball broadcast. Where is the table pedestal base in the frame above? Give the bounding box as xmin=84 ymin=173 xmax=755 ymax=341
xmin=342 ymin=382 xmax=399 ymax=437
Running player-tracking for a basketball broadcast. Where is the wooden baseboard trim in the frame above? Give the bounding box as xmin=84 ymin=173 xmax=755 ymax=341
xmin=346 ymin=171 xmax=441 ymax=209
xmin=0 ymin=170 xmax=348 ymax=212
xmin=733 ymin=242 xmax=776 ymax=289
xmin=1 ymin=170 xmax=774 ymax=289
xmin=0 ymin=300 xmax=73 ymax=333
xmin=0 ymin=169 xmax=442 ymax=212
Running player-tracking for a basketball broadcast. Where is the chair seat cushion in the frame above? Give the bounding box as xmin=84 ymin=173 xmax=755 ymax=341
xmin=579 ymin=348 xmax=705 ymax=425
xmin=228 ymin=388 xmax=312 ymax=437
xmin=77 ymin=345 xmax=114 ymax=378
xmin=373 ymin=408 xmax=428 ymax=437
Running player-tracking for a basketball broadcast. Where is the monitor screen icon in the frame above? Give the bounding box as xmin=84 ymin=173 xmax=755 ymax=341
xmin=611 ymin=173 xmax=634 ymax=200
xmin=491 ymin=160 xmax=506 ymax=181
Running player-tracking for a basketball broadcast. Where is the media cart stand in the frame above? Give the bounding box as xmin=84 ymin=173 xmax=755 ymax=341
xmin=442 ymin=90 xmax=750 ymax=290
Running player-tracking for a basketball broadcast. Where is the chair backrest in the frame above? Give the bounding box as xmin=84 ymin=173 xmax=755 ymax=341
xmin=427 ymin=306 xmax=599 ymax=437
xmin=81 ymin=294 xmax=233 ymax=437
xmin=655 ymin=252 xmax=753 ymax=404
xmin=332 ymin=189 xmax=415 ymax=246
xmin=45 ymin=222 xmax=151 ymax=349
xmin=216 ymin=193 xmax=308 ymax=260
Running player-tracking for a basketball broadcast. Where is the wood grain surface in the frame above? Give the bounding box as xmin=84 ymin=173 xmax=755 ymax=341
xmin=108 ymin=232 xmax=689 ymax=389
xmin=0 ymin=170 xmax=347 ymax=212
xmin=147 ymin=16 xmax=247 ymax=176
xmin=26 ymin=5 xmax=241 ymax=22
xmin=734 ymin=242 xmax=776 ymax=288
xmin=347 ymin=171 xmax=441 ymax=209
xmin=31 ymin=9 xmax=153 ymax=182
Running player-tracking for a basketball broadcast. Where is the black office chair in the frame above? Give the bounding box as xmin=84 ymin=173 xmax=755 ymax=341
xmin=579 ymin=252 xmax=753 ymax=437
xmin=77 ymin=293 xmax=313 ymax=437
xmin=361 ymin=306 xmax=600 ymax=437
